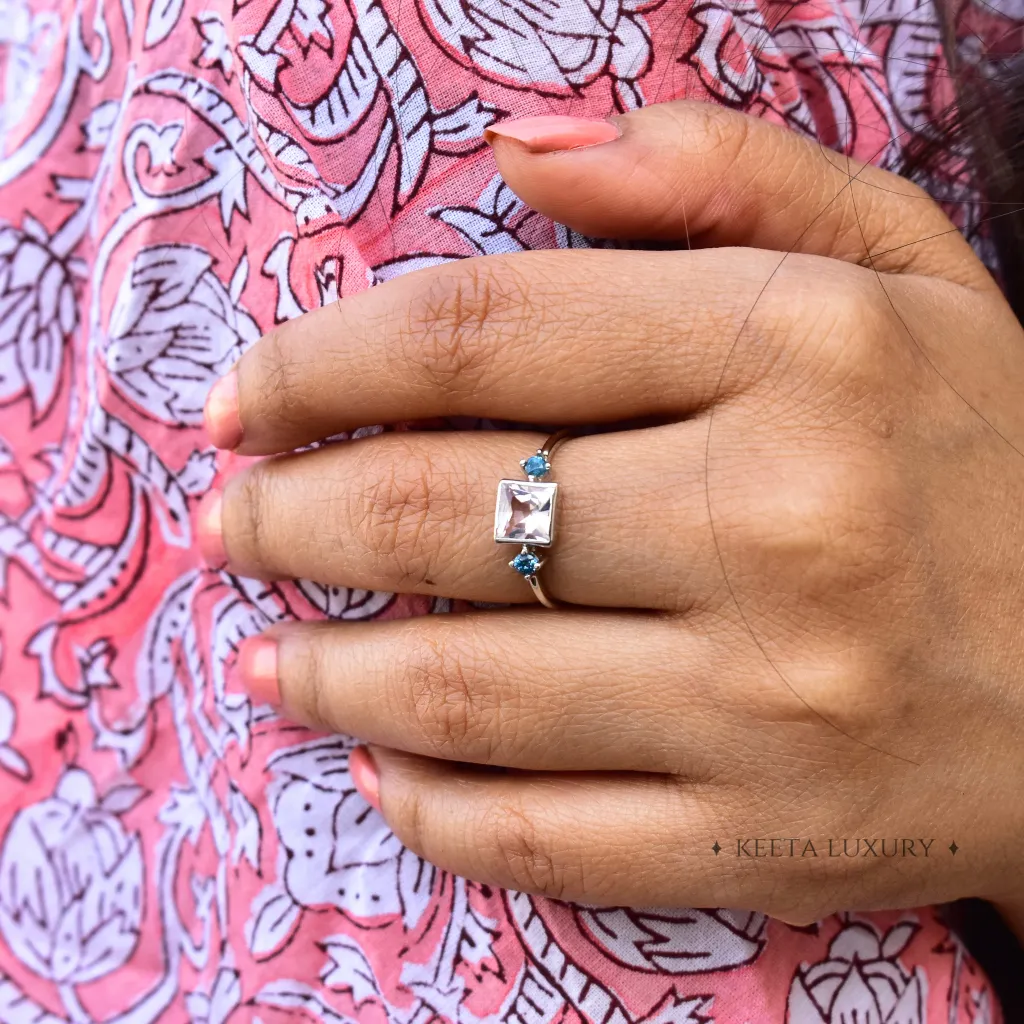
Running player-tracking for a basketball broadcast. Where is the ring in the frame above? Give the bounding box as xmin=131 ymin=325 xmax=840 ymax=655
xmin=493 ymin=429 xmax=572 ymax=609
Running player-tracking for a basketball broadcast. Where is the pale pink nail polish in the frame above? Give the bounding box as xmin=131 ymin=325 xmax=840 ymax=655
xmin=197 ymin=489 xmax=227 ymax=567
xmin=236 ymin=635 xmax=280 ymax=706
xmin=484 ymin=115 xmax=620 ymax=154
xmin=204 ymin=371 xmax=243 ymax=450
xmin=349 ymin=746 xmax=381 ymax=811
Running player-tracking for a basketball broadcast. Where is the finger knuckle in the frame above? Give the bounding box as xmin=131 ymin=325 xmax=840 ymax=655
xmin=349 ymin=448 xmax=452 ymax=588
xmin=389 ymin=783 xmax=430 ymax=861
xmin=771 ymin=646 xmax=917 ymax=751
xmin=252 ymin=326 xmax=313 ymax=429
xmin=779 ymin=667 xmax=882 ymax=740
xmin=482 ymin=803 xmax=569 ymax=899
xmin=733 ymin=462 xmax=848 ymax=578
xmin=738 ymin=451 xmax=907 ymax=604
xmin=402 ymin=261 xmax=524 ymax=403
xmin=235 ymin=463 xmax=280 ymax=570
xmin=860 ymin=179 xmax=945 ymax=267
xmin=708 ymin=103 xmax=754 ymax=169
xmin=804 ymin=273 xmax=901 ymax=388
xmin=402 ymin=633 xmax=494 ymax=758
xmin=294 ymin=633 xmax=336 ymax=729
xmin=676 ymin=100 xmax=752 ymax=170
xmin=784 ymin=470 xmax=858 ymax=574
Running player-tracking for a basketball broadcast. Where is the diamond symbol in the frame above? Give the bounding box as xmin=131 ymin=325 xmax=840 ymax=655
xmin=949 ymin=841 xmax=959 ymax=856
xmin=712 ymin=842 xmax=721 ymax=855
xmin=494 ymin=480 xmax=557 ymax=546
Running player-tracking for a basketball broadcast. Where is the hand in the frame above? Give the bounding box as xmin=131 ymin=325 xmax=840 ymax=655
xmin=200 ymin=101 xmax=1024 ymax=927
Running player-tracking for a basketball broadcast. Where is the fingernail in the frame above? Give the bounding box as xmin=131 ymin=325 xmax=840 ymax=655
xmin=236 ymin=635 xmax=280 ymax=706
xmin=349 ymin=746 xmax=381 ymax=811
xmin=484 ymin=115 xmax=620 ymax=154
xmin=204 ymin=371 xmax=243 ymax=450
xmin=197 ymin=489 xmax=227 ymax=567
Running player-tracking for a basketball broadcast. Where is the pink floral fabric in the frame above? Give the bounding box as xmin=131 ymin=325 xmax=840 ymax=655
xmin=0 ymin=0 xmax=1019 ymax=1018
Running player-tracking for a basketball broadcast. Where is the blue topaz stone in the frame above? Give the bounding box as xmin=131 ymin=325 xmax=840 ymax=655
xmin=522 ymin=455 xmax=550 ymax=478
xmin=511 ymin=551 xmax=541 ymax=576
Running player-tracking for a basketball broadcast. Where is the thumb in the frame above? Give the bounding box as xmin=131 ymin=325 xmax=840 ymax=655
xmin=484 ymin=103 xmax=992 ymax=290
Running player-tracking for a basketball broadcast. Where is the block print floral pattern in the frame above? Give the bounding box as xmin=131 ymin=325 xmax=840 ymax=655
xmin=0 ymin=0 xmax=1020 ymax=1018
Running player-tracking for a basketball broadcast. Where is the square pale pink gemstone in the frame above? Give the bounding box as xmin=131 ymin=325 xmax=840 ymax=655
xmin=494 ymin=480 xmax=557 ymax=546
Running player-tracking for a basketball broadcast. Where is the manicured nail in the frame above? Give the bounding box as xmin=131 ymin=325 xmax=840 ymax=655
xmin=236 ymin=635 xmax=280 ymax=706
xmin=204 ymin=371 xmax=243 ymax=450
xmin=484 ymin=115 xmax=620 ymax=154
xmin=197 ymin=489 xmax=227 ymax=567
xmin=349 ymin=746 xmax=381 ymax=811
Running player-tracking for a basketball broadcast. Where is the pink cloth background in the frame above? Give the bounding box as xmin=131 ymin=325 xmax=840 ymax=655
xmin=0 ymin=0 xmax=1020 ymax=1018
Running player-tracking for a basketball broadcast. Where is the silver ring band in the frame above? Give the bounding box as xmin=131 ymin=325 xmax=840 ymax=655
xmin=493 ymin=429 xmax=572 ymax=608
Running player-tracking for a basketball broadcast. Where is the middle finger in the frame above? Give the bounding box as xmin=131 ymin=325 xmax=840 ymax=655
xmin=207 ymin=248 xmax=791 ymax=455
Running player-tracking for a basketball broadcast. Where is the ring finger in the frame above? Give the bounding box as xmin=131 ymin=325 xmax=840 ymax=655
xmin=203 ymin=425 xmax=721 ymax=610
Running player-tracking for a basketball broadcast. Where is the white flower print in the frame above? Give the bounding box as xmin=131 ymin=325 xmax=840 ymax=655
xmin=0 ymin=0 xmax=59 ymax=151
xmin=0 ymin=767 xmax=145 ymax=984
xmin=0 ymin=216 xmax=77 ymax=422
xmin=787 ymin=918 xmax=927 ymax=1023
xmin=250 ymin=739 xmax=432 ymax=959
xmin=104 ymin=244 xmax=259 ymax=426
xmin=418 ymin=0 xmax=657 ymax=107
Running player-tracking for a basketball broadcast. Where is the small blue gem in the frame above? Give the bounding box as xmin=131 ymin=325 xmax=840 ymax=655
xmin=524 ymin=455 xmax=549 ymax=478
xmin=511 ymin=552 xmax=540 ymax=576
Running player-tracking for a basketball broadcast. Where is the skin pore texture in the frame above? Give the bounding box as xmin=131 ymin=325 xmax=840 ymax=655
xmin=198 ymin=101 xmax=1024 ymax=933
